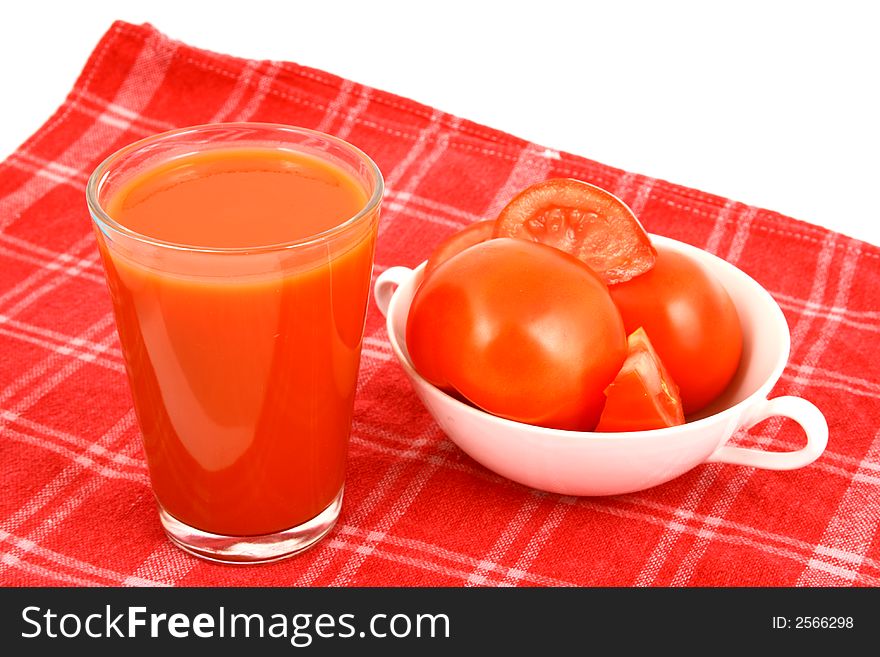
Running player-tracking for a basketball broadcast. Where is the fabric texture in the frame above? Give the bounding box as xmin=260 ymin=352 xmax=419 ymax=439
xmin=1 ymin=21 xmax=878 ymax=587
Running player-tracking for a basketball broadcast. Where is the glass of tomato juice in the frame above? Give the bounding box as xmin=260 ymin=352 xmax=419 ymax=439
xmin=86 ymin=123 xmax=383 ymax=563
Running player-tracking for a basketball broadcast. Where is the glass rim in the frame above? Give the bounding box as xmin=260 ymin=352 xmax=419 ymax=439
xmin=86 ymin=122 xmax=384 ymax=255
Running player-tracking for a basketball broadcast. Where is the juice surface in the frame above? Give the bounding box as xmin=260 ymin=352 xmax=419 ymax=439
xmin=98 ymin=147 xmax=376 ymax=536
xmin=107 ymin=147 xmax=366 ymax=247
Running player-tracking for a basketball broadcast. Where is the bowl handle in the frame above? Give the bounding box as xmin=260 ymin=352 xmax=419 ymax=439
xmin=373 ymin=266 xmax=415 ymax=318
xmin=706 ymin=396 xmax=828 ymax=470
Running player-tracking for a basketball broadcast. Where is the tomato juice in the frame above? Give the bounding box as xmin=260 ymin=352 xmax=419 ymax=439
xmin=91 ymin=136 xmax=380 ymax=540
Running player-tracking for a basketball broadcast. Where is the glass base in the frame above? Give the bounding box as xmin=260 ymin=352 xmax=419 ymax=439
xmin=158 ymin=487 xmax=343 ymax=564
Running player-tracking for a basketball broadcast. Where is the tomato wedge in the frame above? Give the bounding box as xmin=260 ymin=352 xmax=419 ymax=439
xmin=493 ymin=178 xmax=656 ymax=284
xmin=424 ymin=219 xmax=496 ymax=276
xmin=595 ymin=327 xmax=685 ymax=432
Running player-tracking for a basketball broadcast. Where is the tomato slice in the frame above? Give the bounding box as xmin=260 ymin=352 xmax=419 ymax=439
xmin=493 ymin=178 xmax=656 ymax=284
xmin=595 ymin=327 xmax=685 ymax=432
xmin=424 ymin=219 xmax=497 ymax=276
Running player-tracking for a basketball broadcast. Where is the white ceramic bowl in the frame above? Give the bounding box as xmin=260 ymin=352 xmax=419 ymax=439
xmin=373 ymin=234 xmax=828 ymax=496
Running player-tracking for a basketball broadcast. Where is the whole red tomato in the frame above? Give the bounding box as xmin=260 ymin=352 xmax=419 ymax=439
xmin=406 ymin=238 xmax=627 ymax=431
xmin=608 ymin=245 xmax=743 ymax=415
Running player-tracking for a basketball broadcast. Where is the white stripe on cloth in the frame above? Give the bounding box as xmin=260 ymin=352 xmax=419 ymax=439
xmin=0 ymin=313 xmax=122 ymax=358
xmin=782 ymin=366 xmax=880 ymax=399
xmin=630 ymin=177 xmax=657 ymax=217
xmin=613 ymin=171 xmax=657 ymax=218
xmin=72 ymin=90 xmax=177 ymax=132
xmin=340 ymin=434 xmax=856 ymax=586
xmin=122 ymin=541 xmax=197 ymax=587
xmin=322 ymin=528 xmax=578 ymax=587
xmin=386 ymin=188 xmax=482 ymax=224
xmin=208 ymin=60 xmax=262 ymax=123
xmin=776 ymin=298 xmax=880 ymax=334
xmin=314 ymin=79 xmax=356 ymax=134
xmin=569 ymin=496 xmax=880 ymax=586
xmin=334 ymin=88 xmax=373 ymax=141
xmin=235 ymin=62 xmax=282 ymax=120
xmin=333 ymin=522 xmax=576 ymax=587
xmin=465 ymin=495 xmax=542 ymax=586
xmin=0 ymin=313 xmax=116 ymax=407
xmin=0 ymin=235 xmax=97 ymax=312
xmin=0 ymin=529 xmax=162 ymax=586
xmin=796 ymin=428 xmax=880 ymax=585
xmin=288 ymin=410 xmax=449 ymax=588
xmin=329 ymin=459 xmax=439 ymax=587
xmin=702 ymin=198 xmax=739 ymax=256
xmin=0 ymin=409 xmax=144 ymax=468
xmin=0 ymin=410 xmax=142 ymax=581
xmin=496 ymin=493 xmax=574 ymax=586
xmin=9 ymin=151 xmax=89 ymax=184
xmin=0 ymin=322 xmax=123 ymax=373
xmin=723 ymin=206 xmax=758 ymax=264
xmin=483 ymin=143 xmax=558 ymax=220
xmin=773 ymin=290 xmax=880 ymax=320
xmin=280 ymin=470 xmax=880 ymax=587
xmin=1 ymin=427 xmax=148 ymax=485
xmin=1 ymin=552 xmax=122 ymax=587
xmin=620 ymin=495 xmax=880 ymax=574
xmin=0 ymin=243 xmax=104 ymax=285
xmin=379 ymin=110 xmax=450 ymax=194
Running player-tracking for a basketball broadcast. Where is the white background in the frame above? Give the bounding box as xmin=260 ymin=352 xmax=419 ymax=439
xmin=2 ymin=0 xmax=878 ymax=245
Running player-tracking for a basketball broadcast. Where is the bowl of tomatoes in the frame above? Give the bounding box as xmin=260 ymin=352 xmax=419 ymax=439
xmin=373 ymin=179 xmax=828 ymax=496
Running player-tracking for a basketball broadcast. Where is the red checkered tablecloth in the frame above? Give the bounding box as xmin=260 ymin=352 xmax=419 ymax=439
xmin=1 ymin=21 xmax=878 ymax=587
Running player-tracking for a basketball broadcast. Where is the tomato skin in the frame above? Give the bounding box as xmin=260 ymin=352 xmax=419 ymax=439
xmin=424 ymin=220 xmax=496 ymax=276
xmin=608 ymin=246 xmax=743 ymax=415
xmin=493 ymin=178 xmax=656 ymax=284
xmin=406 ymin=238 xmax=627 ymax=431
xmin=595 ymin=327 xmax=685 ymax=432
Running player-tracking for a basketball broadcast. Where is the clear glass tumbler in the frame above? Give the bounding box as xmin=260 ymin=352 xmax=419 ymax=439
xmin=87 ymin=123 xmax=383 ymax=563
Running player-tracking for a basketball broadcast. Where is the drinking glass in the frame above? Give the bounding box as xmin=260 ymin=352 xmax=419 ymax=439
xmin=87 ymin=123 xmax=383 ymax=563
